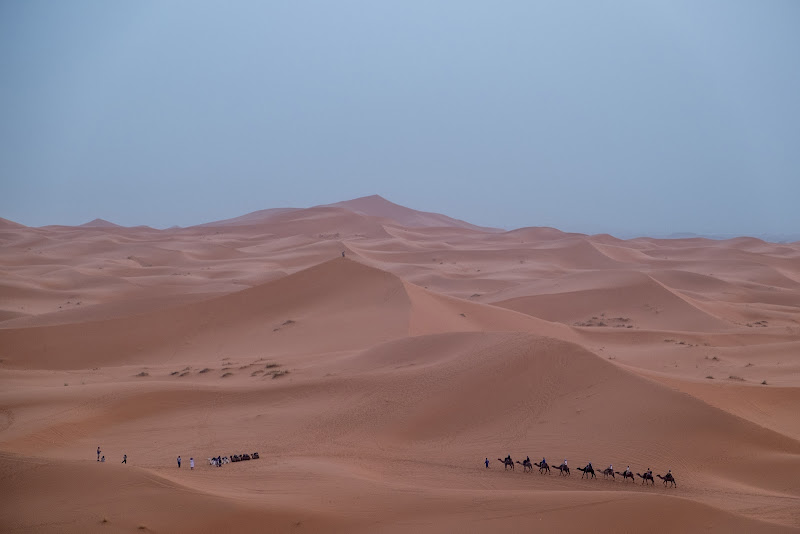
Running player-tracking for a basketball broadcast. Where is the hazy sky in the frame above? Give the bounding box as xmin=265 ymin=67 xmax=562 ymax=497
xmin=1 ymin=1 xmax=798 ymax=236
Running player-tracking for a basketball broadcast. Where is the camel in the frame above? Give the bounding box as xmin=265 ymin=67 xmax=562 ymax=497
xmin=657 ymin=473 xmax=677 ymax=488
xmin=497 ymin=458 xmax=514 ymax=470
xmin=516 ymin=460 xmax=533 ymax=472
xmin=600 ymin=467 xmax=615 ymax=479
xmin=577 ymin=465 xmax=596 ymax=479
xmin=637 ymin=472 xmax=655 ymax=485
xmin=533 ymin=461 xmax=550 ymax=474
xmin=615 ymin=470 xmax=635 ymax=482
xmin=553 ymin=464 xmax=570 ymax=476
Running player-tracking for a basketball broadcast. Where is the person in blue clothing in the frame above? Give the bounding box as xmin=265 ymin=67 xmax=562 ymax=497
xmin=484 ymin=457 xmax=489 ymax=468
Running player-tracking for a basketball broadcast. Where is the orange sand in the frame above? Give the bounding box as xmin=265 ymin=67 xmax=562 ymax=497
xmin=1 ymin=196 xmax=799 ymax=533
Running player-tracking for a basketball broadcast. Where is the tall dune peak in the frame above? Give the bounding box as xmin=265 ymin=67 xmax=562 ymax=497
xmin=324 ymin=194 xmax=499 ymax=231
xmin=80 ymin=218 xmax=122 ymax=228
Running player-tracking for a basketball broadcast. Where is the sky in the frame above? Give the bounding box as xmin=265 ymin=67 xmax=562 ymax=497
xmin=1 ymin=1 xmax=798 ymax=237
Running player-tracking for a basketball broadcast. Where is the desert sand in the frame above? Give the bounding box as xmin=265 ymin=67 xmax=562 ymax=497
xmin=1 ymin=195 xmax=799 ymax=533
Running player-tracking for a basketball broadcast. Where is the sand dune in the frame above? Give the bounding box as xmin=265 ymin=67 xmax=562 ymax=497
xmin=325 ymin=194 xmax=499 ymax=231
xmin=494 ymin=270 xmax=734 ymax=332
xmin=1 ymin=197 xmax=799 ymax=532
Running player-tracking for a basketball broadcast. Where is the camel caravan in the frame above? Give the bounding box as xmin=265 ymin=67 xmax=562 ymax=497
xmin=208 ymin=452 xmax=260 ymax=467
xmin=495 ymin=456 xmax=676 ymax=488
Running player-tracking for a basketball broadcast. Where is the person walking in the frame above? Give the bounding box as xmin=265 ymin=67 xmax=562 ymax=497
xmin=122 ymin=454 xmax=127 ymax=464
xmin=177 ymin=456 xmax=181 ymax=468
xmin=190 ymin=457 xmax=194 ymax=470
xmin=97 ymin=446 xmax=101 ymax=461
xmin=484 ymin=457 xmax=489 ymax=468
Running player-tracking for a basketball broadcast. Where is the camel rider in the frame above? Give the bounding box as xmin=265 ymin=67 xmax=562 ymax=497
xmin=563 ymin=459 xmax=567 ymax=466
xmin=625 ymin=465 xmax=630 ymax=475
xmin=608 ymin=464 xmax=613 ymax=471
xmin=667 ymin=469 xmax=672 ymax=477
xmin=526 ymin=456 xmax=530 ymax=465
xmin=587 ymin=461 xmax=593 ymax=471
xmin=506 ymin=455 xmax=511 ymax=464
xmin=542 ymin=457 xmax=546 ymax=465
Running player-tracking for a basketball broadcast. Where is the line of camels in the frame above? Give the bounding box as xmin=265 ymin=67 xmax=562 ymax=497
xmin=496 ymin=457 xmax=676 ymax=488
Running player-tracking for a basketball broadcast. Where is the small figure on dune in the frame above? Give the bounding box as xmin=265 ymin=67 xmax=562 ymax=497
xmin=484 ymin=457 xmax=489 ymax=468
xmin=122 ymin=454 xmax=127 ymax=464
xmin=341 ymin=251 xmax=346 ymax=257
xmin=190 ymin=457 xmax=194 ymax=470
xmin=101 ymin=455 xmax=105 ymax=463
xmin=177 ymin=455 xmax=181 ymax=468
xmin=97 ymin=446 xmax=101 ymax=462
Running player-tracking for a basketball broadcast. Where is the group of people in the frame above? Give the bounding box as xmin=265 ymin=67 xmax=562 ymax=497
xmin=209 ymin=455 xmax=227 ymax=467
xmin=208 ymin=452 xmax=260 ymax=467
xmin=96 ymin=446 xmax=126 ymax=464
xmin=176 ymin=455 xmax=195 ymax=469
xmin=229 ymin=452 xmax=259 ymax=462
